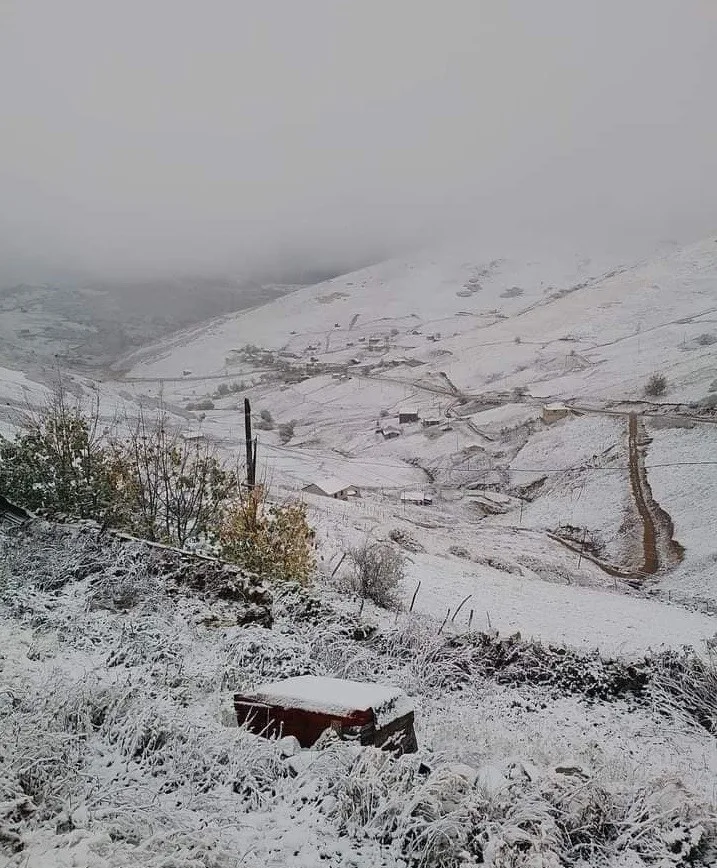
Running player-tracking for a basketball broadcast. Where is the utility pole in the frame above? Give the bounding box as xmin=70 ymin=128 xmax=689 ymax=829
xmin=244 ymin=398 xmax=257 ymax=489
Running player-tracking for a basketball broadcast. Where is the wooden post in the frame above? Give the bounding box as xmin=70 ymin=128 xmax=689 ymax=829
xmin=244 ymin=398 xmax=256 ymax=489
xmin=330 ymin=552 xmax=346 ymax=578
xmin=577 ymin=526 xmax=587 ymax=569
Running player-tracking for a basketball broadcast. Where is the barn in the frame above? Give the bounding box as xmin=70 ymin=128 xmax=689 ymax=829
xmin=400 ymin=491 xmax=433 ymax=506
xmin=398 ymin=410 xmax=419 ymax=424
xmin=542 ymin=402 xmax=572 ymax=424
xmin=302 ymin=479 xmax=359 ymax=500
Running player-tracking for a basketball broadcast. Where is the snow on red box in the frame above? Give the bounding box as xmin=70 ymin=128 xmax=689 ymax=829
xmin=234 ymin=676 xmax=417 ymax=754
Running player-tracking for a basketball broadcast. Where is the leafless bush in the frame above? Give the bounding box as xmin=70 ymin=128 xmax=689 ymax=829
xmin=345 ymin=541 xmax=405 ymax=609
xmin=448 ymin=544 xmax=470 ymax=559
xmin=278 ymin=420 xmax=296 ymax=443
xmin=645 ymin=372 xmax=668 ymax=397
xmin=109 ymin=405 xmax=234 ymax=546
xmin=256 ymin=408 xmax=274 ymax=430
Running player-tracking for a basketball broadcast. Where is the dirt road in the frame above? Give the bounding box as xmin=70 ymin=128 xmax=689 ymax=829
xmin=627 ymin=413 xmax=684 ymax=576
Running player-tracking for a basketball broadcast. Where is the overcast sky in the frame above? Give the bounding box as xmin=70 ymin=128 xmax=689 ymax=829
xmin=1 ymin=0 xmax=716 ymax=283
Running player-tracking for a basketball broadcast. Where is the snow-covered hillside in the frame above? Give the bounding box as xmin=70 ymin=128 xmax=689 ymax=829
xmin=101 ymin=237 xmax=717 ymax=626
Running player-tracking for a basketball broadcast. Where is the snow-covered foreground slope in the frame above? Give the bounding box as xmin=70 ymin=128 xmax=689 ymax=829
xmin=2 ymin=519 xmax=717 ymax=867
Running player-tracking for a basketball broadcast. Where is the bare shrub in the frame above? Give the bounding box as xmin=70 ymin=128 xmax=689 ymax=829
xmin=108 ymin=407 xmax=234 ymax=547
xmin=448 ymin=544 xmax=470 ymax=559
xmin=346 ymin=541 xmax=404 ymax=609
xmin=645 ymin=373 xmax=667 ymax=397
xmin=256 ymin=409 xmax=274 ymax=431
xmin=696 ymin=333 xmax=716 ymax=346
xmin=278 ymin=420 xmax=296 ymax=443
xmin=389 ymin=527 xmax=425 ymax=553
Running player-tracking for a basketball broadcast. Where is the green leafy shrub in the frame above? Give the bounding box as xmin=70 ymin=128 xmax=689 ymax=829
xmin=219 ymin=488 xmax=315 ymax=584
xmin=0 ymin=383 xmax=115 ymax=520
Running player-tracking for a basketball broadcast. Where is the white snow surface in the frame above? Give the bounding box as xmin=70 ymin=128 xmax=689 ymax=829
xmin=247 ymin=675 xmax=413 ymax=726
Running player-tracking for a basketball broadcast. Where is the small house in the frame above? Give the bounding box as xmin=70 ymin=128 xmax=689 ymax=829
xmin=421 ymin=416 xmax=442 ymax=428
xmin=400 ymin=491 xmax=433 ymax=506
xmin=398 ymin=410 xmax=419 ymax=424
xmin=302 ymin=479 xmax=359 ymax=500
xmin=542 ymin=403 xmax=572 ymax=424
xmin=380 ymin=424 xmax=401 ymax=439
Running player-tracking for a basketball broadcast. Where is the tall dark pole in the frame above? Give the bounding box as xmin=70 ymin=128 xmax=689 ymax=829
xmin=244 ymin=398 xmax=256 ymax=489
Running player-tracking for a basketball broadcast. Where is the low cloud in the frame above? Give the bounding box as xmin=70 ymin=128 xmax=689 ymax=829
xmin=1 ymin=0 xmax=716 ymax=284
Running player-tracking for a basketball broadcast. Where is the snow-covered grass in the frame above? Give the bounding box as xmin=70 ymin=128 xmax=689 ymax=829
xmin=2 ymin=519 xmax=717 ymax=867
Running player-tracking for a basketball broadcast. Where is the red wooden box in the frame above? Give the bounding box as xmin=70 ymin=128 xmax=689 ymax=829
xmin=234 ymin=676 xmax=417 ymax=754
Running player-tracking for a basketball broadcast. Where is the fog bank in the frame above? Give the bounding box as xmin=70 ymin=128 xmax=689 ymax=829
xmin=1 ymin=0 xmax=716 ymax=284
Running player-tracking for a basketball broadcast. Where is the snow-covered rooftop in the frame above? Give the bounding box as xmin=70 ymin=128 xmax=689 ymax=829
xmin=303 ymin=478 xmax=357 ymax=495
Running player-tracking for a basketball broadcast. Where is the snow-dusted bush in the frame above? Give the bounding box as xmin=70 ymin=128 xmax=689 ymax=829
xmin=277 ymin=420 xmax=295 ymax=443
xmin=108 ymin=405 xmax=235 ymax=546
xmin=645 ymin=372 xmax=668 ymax=397
xmin=345 ymin=540 xmax=405 ymax=609
xmin=389 ymin=527 xmax=425 ymax=553
xmin=0 ymin=381 xmax=114 ymax=520
xmin=0 ymin=381 xmax=235 ymax=549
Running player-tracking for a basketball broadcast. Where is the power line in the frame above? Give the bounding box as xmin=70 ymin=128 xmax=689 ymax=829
xmin=258 ymin=439 xmax=717 ymax=474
